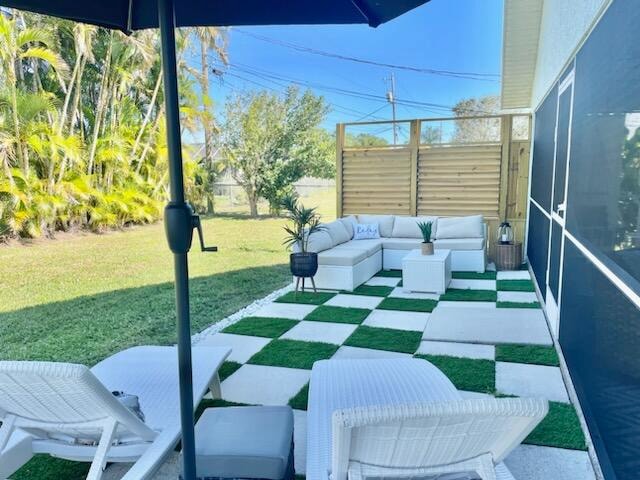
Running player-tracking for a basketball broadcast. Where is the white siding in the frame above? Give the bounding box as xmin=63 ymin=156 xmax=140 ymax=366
xmin=531 ymin=0 xmax=611 ymax=109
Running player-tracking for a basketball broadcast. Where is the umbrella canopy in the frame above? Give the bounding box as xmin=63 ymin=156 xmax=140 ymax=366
xmin=0 ymin=0 xmax=430 ymax=478
xmin=0 ymin=0 xmax=428 ymax=30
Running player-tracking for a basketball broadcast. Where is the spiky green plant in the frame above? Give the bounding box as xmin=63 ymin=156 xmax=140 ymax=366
xmin=417 ymin=221 xmax=433 ymax=243
xmin=281 ymin=192 xmax=324 ymax=253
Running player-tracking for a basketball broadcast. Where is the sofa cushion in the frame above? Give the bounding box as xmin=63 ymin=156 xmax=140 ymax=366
xmin=306 ymin=230 xmax=333 ymax=253
xmin=339 ymin=215 xmax=357 ymax=238
xmin=357 ymin=214 xmax=395 ymax=237
xmin=353 ymin=223 xmax=380 ymax=240
xmin=391 ymin=216 xmax=438 ymax=239
xmin=382 ymin=238 xmax=424 ymax=250
xmin=435 ymin=237 xmax=486 ymax=250
xmin=324 ymin=220 xmax=351 ymax=246
xmin=339 ymin=239 xmax=383 ymax=256
xmin=436 ymin=215 xmax=484 ymax=239
xmin=318 ymin=247 xmax=368 ymax=267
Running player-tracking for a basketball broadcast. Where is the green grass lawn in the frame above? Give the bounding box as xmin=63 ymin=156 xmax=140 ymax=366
xmin=0 ymin=214 xmax=295 ymax=365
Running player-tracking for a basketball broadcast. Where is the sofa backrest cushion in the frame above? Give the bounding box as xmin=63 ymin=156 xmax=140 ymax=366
xmin=306 ymin=230 xmax=334 ymax=253
xmin=339 ymin=215 xmax=358 ymax=239
xmin=324 ymin=220 xmax=351 ymax=246
xmin=357 ymin=215 xmax=395 ymax=237
xmin=353 ymin=223 xmax=381 ymax=240
xmin=436 ymin=215 xmax=484 ymax=239
xmin=391 ymin=216 xmax=438 ymax=239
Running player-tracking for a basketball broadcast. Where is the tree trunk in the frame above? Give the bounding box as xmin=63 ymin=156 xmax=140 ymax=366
xmin=132 ymin=68 xmax=162 ymax=158
xmin=247 ymin=189 xmax=259 ymax=217
xmin=87 ymin=32 xmax=113 ymax=176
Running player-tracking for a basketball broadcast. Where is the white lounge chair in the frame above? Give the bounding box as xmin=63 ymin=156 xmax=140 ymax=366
xmin=0 ymin=345 xmax=230 ymax=480
xmin=307 ymin=358 xmax=548 ymax=480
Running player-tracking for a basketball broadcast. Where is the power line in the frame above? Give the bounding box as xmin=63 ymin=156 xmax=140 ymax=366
xmin=234 ymin=29 xmax=500 ymax=81
xmin=224 ymin=62 xmax=465 ymax=115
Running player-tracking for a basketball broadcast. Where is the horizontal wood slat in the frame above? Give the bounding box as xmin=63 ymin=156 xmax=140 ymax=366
xmin=417 ymin=144 xmax=502 ymax=219
xmin=341 ymin=148 xmax=412 ymax=215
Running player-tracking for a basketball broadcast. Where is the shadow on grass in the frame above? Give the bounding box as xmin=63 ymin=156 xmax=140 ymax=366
xmin=0 ymin=264 xmax=289 ymax=366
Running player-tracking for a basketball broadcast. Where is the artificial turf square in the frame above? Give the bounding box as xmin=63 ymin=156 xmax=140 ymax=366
xmin=439 ymin=289 xmax=497 ymax=302
xmin=288 ymin=383 xmax=309 ymax=410
xmin=452 ymin=271 xmax=497 ymax=280
xmin=344 ymin=326 xmax=422 ymax=354
xmin=376 ymin=269 xmax=403 ymax=278
xmin=377 ymin=297 xmax=438 ymax=313
xmin=496 ymin=344 xmax=560 ymax=367
xmin=496 ymin=279 xmax=536 ymax=292
xmin=196 ymin=398 xmax=251 ymax=421
xmin=248 ymin=339 xmax=338 ymax=370
xmin=223 ymin=316 xmax=298 ymax=338
xmin=496 ymin=301 xmax=541 ymax=309
xmin=348 ymin=285 xmax=394 ymax=297
xmin=275 ymin=291 xmax=336 ymax=305
xmin=416 ymin=354 xmax=496 ymax=394
xmin=218 ymin=361 xmax=243 ymax=381
xmin=305 ymin=305 xmax=371 ymax=324
xmin=525 ymin=401 xmax=587 ymax=450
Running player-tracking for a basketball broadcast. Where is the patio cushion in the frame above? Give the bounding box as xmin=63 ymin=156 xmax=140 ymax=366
xmin=318 ymin=247 xmax=368 ymax=266
xmin=435 ymin=237 xmax=486 ymax=250
xmin=190 ymin=406 xmax=294 ymax=480
xmin=436 ymin=215 xmax=484 ymax=239
xmin=357 ymin=214 xmax=395 ymax=237
xmin=306 ymin=230 xmax=334 ymax=253
xmin=339 ymin=239 xmax=383 ymax=256
xmin=324 ymin=220 xmax=351 ymax=246
xmin=339 ymin=215 xmax=358 ymax=238
xmin=391 ymin=216 xmax=438 ymax=239
xmin=381 ymin=238 xmax=423 ymax=250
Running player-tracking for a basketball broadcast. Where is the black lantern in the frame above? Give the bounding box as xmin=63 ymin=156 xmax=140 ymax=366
xmin=497 ymin=221 xmax=514 ymax=244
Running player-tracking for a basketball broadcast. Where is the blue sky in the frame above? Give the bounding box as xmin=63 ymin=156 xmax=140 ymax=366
xmin=201 ymin=0 xmax=503 ymax=139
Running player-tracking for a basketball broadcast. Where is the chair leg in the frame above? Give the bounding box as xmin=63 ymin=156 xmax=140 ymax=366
xmin=301 ymin=277 xmax=305 ymax=293
xmin=310 ymin=276 xmax=317 ymax=293
xmin=210 ymin=373 xmax=222 ymax=399
xmin=87 ymin=419 xmax=117 ymax=480
xmin=295 ymin=277 xmax=300 ymax=294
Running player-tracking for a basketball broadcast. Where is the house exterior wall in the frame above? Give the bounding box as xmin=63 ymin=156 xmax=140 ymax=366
xmin=531 ymin=0 xmax=610 ymax=109
xmin=525 ymin=1 xmax=640 ymax=479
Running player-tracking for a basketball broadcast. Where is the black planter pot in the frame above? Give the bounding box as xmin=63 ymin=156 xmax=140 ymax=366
xmin=290 ymin=252 xmax=318 ymax=278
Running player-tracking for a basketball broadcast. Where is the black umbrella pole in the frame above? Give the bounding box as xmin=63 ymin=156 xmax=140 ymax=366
xmin=158 ymin=0 xmax=198 ymax=479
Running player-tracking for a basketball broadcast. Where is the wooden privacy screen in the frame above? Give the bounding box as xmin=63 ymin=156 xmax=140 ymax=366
xmin=336 ymin=115 xmax=531 ymax=260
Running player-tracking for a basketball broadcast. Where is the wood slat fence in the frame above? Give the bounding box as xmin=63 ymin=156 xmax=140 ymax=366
xmin=336 ymin=115 xmax=531 ymax=260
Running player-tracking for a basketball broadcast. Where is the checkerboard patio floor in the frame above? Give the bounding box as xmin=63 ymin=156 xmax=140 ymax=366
xmin=106 ymin=268 xmax=597 ymax=480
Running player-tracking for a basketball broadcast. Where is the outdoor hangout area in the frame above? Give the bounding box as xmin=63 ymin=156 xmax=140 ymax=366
xmin=1 ymin=0 xmax=638 ymax=479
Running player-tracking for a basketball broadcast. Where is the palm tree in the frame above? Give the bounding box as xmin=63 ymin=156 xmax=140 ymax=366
xmin=0 ymin=14 xmax=68 ymax=174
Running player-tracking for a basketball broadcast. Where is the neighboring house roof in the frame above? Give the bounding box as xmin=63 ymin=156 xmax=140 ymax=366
xmin=501 ymin=0 xmax=544 ymax=110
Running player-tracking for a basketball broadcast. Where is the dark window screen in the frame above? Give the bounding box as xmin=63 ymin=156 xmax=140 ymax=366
xmin=560 ymin=240 xmax=640 ymax=480
xmin=567 ymin=0 xmax=640 ymax=286
xmin=531 ymin=86 xmax=558 ymax=212
xmin=527 ymin=202 xmax=549 ymax=298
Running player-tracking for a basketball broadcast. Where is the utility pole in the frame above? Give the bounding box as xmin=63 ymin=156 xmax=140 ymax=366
xmin=385 ymin=73 xmax=398 ymax=145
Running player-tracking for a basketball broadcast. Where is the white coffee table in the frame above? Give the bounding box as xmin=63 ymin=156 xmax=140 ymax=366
xmin=402 ymin=249 xmax=451 ymax=294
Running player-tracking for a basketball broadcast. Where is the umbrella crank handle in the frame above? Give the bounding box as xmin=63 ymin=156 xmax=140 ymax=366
xmin=192 ymin=215 xmax=218 ymax=252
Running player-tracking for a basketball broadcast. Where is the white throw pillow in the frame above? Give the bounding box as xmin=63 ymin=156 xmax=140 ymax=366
xmin=436 ymin=215 xmax=484 ymax=239
xmin=339 ymin=215 xmax=358 ymax=238
xmin=353 ymin=223 xmax=380 ymax=240
xmin=357 ymin=214 xmax=394 ymax=237
xmin=305 ymin=230 xmax=334 ymax=252
xmin=324 ymin=220 xmax=351 ymax=246
xmin=391 ymin=216 xmax=438 ymax=239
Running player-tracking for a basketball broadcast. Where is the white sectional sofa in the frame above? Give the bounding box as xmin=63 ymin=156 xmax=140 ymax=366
xmin=302 ymin=214 xmax=487 ymax=291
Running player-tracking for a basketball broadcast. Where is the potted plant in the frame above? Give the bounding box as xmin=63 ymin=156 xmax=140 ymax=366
xmin=281 ymin=193 xmax=323 ymax=278
xmin=417 ymin=220 xmax=434 ymax=255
